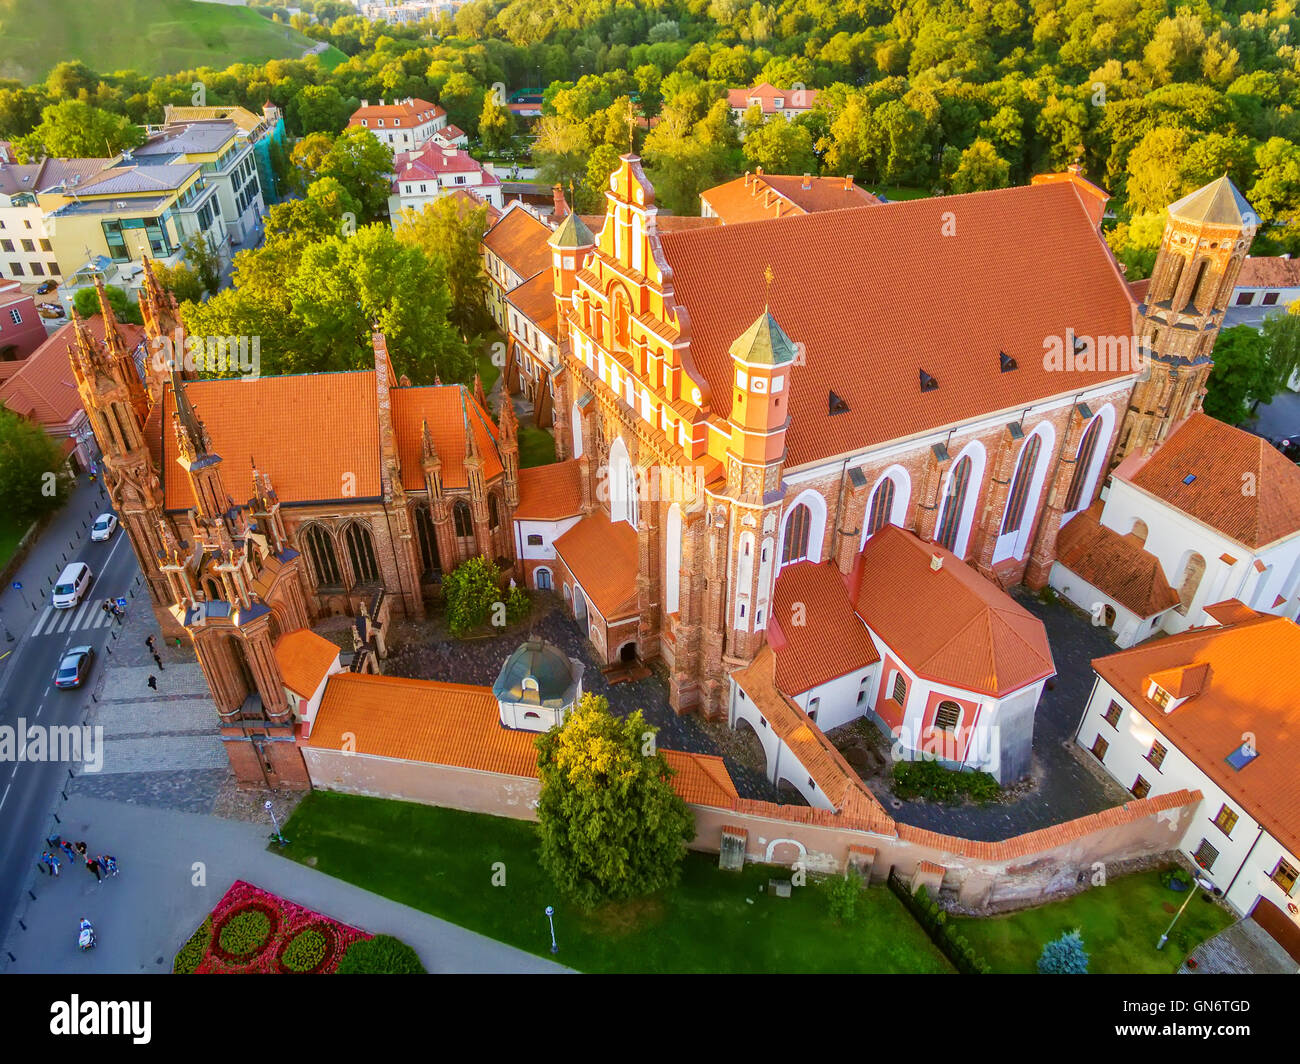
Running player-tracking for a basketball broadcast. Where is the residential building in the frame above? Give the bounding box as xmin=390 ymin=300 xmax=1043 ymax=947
xmin=387 ymin=143 xmax=503 ymax=220
xmin=1077 ymin=610 xmax=1300 ymax=934
xmin=349 ymin=97 xmax=447 ymax=151
xmin=1232 ymin=255 xmax=1300 ymax=313
xmin=700 ymin=170 xmax=880 ymax=224
xmin=0 ymin=157 xmax=107 ymax=285
xmin=163 ymin=102 xmax=288 ymax=205
xmin=1051 ymin=413 xmax=1300 ymax=645
xmin=431 ymin=125 xmax=468 ymax=149
xmin=727 ymin=82 xmax=820 ymax=123
xmin=0 ymin=281 xmax=47 ymax=363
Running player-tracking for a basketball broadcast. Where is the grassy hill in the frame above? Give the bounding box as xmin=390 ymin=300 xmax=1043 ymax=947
xmin=0 ymin=0 xmax=334 ymax=83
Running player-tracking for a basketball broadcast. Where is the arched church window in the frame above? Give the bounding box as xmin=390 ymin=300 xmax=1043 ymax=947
xmin=781 ymin=504 xmax=811 ymax=564
xmin=414 ymin=505 xmax=440 ymax=578
xmin=1064 ymin=418 xmax=1103 ymax=514
xmin=934 ymin=700 xmax=962 ymax=732
xmin=205 ymin=577 xmax=222 ymax=601
xmin=1001 ymin=435 xmax=1042 ymax=536
xmin=866 ymin=478 xmax=895 ymax=537
xmin=303 ymin=525 xmax=341 ymax=587
xmin=453 ymin=500 xmax=474 ymax=539
xmin=345 ymin=522 xmax=380 ymax=584
xmin=489 ymin=494 xmax=501 ymax=531
xmin=935 ymin=456 xmax=971 ymax=553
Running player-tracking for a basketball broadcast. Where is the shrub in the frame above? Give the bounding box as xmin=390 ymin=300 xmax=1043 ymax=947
xmin=336 ymin=934 xmax=426 ymax=974
xmin=218 ymin=909 xmax=272 ymax=957
xmin=173 ymin=916 xmax=212 ymax=974
xmin=443 ymin=556 xmax=502 ymax=636
xmin=1037 ymin=929 xmax=1090 ymax=974
xmin=825 ymin=874 xmax=861 ymax=923
xmin=281 ymin=928 xmax=328 ymax=972
xmin=892 ymin=760 xmax=1001 ymax=804
xmin=505 ymin=583 xmax=530 ymax=624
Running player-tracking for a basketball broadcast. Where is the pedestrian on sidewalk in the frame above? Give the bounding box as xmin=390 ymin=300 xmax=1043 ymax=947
xmin=99 ymin=855 xmax=118 ymax=878
xmin=152 ymin=652 xmax=163 ymax=671
xmin=59 ymin=839 xmax=77 ymax=864
xmin=42 ymin=851 xmax=59 ymax=876
xmin=147 ymin=674 xmax=157 ymax=691
xmin=101 ymin=601 xmax=111 ymax=619
xmin=85 ymin=857 xmax=101 ymax=883
xmin=74 ymin=841 xmax=87 ymax=860
xmin=112 ymin=604 xmax=124 ymax=622
xmin=145 ymin=635 xmax=155 ymax=652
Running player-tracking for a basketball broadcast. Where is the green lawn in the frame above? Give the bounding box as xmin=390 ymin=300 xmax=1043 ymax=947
xmin=280 ymin=792 xmax=951 ymax=973
xmin=0 ymin=0 xmax=319 ymax=81
xmin=473 ymin=339 xmax=502 ymax=398
xmin=952 ymin=869 xmax=1236 ymax=974
xmin=871 ymin=185 xmax=931 ymax=201
xmin=518 ymin=424 xmax=555 ymax=468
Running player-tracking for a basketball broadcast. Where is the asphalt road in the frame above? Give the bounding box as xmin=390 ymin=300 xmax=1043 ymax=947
xmin=0 ymin=478 xmax=145 ymax=951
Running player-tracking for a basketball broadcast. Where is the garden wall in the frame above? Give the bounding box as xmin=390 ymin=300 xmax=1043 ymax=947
xmin=303 ymin=746 xmax=1204 ymax=914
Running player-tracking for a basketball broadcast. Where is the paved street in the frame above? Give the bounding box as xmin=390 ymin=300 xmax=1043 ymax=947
xmin=0 ymin=795 xmax=568 ymax=974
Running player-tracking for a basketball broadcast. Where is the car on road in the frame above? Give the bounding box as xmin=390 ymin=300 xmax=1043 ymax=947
xmin=36 ymin=279 xmax=57 ymax=294
xmin=52 ymin=561 xmax=93 ymax=608
xmin=54 ymin=645 xmax=94 ymax=689
xmin=90 ymin=513 xmax=118 ymax=542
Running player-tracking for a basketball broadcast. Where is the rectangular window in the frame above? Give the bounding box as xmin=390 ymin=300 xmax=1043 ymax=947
xmin=30 ymin=262 xmax=43 ymax=275
xmin=1091 ymin=734 xmax=1109 ymax=761
xmin=1147 ymin=740 xmax=1167 ymax=769
xmin=1212 ymin=804 xmax=1238 ymax=836
xmin=1194 ymin=838 xmax=1219 ymax=871
xmin=1103 ymin=700 xmax=1122 ymax=728
xmin=526 ymin=534 xmax=543 ymax=546
xmin=1235 ymin=292 xmax=1253 ymax=305
xmin=0 ymin=239 xmax=13 ymax=252
xmin=1151 ymin=686 xmax=1172 ymax=710
xmin=1131 ymin=775 xmax=1150 ymax=799
xmin=39 ymin=239 xmax=51 ymax=252
xmin=807 ymin=697 xmax=819 ymax=720
xmin=1272 ymin=859 xmax=1298 ymax=895
xmin=891 ymin=673 xmax=906 ymax=704
xmin=101 ymin=220 xmax=129 ymax=263
xmin=1263 ymin=292 xmax=1279 ymax=306
xmin=8 ymin=262 xmax=21 ymax=275
xmin=8 ymin=308 xmax=21 ymax=325
xmin=20 ymin=238 xmax=34 ymax=252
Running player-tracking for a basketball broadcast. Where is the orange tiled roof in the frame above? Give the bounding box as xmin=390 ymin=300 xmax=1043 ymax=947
xmin=658 ymin=180 xmax=1136 ymax=468
xmin=273 ymin=629 xmax=339 ymax=699
xmin=727 ymin=83 xmax=820 ymax=112
xmin=577 ymin=214 xmax=719 ymax=236
xmin=1204 ymin=599 xmax=1260 ymax=626
xmin=348 ymin=98 xmax=445 ymax=124
xmin=701 ymin=173 xmax=880 ymax=225
xmin=160 ymin=373 xmax=381 ymax=509
xmin=515 ymin=459 xmax=583 ymax=520
xmin=1093 ymin=614 xmax=1300 ymax=858
xmin=505 ymin=269 xmax=558 ymax=339
xmin=1055 ymin=507 xmax=1180 ymax=618
xmin=1124 ymin=413 xmax=1300 ymax=549
xmin=1237 ymin=256 xmax=1300 ymax=288
xmin=482 ymin=204 xmax=552 ymax=283
xmin=1 ymin=318 xmax=144 ymax=426
xmin=661 ymin=749 xmax=739 ymax=807
xmin=852 ymin=525 xmax=1055 ymax=697
xmin=390 ymin=384 xmax=502 ymax=492
xmin=553 ymin=510 xmax=639 ymax=619
xmin=1129 ymin=277 xmax=1151 ymax=302
xmin=768 ymin=560 xmax=879 ymax=695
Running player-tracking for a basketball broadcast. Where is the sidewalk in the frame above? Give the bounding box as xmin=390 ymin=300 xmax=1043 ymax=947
xmin=0 ymin=794 xmax=570 ymax=974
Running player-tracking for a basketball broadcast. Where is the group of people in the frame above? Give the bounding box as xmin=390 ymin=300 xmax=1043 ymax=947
xmin=145 ymin=634 xmax=163 ymax=673
xmin=40 ymin=835 xmax=118 ymax=883
xmin=100 ymin=600 xmax=124 ymax=622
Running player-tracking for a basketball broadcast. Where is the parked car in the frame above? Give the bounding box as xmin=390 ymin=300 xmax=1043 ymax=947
xmin=90 ymin=513 xmax=118 ymax=542
xmin=35 ymin=279 xmax=57 ymax=294
xmin=37 ymin=302 xmax=65 ymax=319
xmin=54 ymin=645 xmax=94 ymax=689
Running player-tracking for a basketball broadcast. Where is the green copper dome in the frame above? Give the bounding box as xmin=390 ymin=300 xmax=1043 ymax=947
xmin=492 ymin=639 xmax=582 ymax=707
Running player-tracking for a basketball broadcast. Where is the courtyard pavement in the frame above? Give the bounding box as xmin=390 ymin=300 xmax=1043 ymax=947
xmin=0 ymin=794 xmax=569 ymax=974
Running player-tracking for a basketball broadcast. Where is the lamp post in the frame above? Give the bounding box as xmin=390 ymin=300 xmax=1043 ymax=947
xmin=265 ymin=799 xmax=287 ymax=846
xmin=1157 ymin=872 xmax=1215 ymax=950
xmin=545 ymin=905 xmax=558 ymax=954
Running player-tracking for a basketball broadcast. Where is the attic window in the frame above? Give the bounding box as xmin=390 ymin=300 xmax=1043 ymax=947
xmin=919 ymin=369 xmax=939 ymax=393
xmin=1073 ymin=335 xmax=1088 ymax=354
xmin=828 ymin=391 xmax=850 ymax=415
xmin=1225 ymin=742 xmax=1258 ymax=771
xmin=999 ymin=351 xmax=1017 ymax=372
xmin=1182 ymin=474 xmax=1196 ymax=485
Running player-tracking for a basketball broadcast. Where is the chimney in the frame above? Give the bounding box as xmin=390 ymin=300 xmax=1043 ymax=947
xmin=802 ymin=173 xmax=811 ymax=190
xmin=379 ymin=98 xmax=385 ymax=107
xmin=361 ymin=99 xmax=369 ymax=108
xmin=930 ymin=553 xmax=943 ymax=572
xmin=844 ymin=174 xmax=853 ymax=192
xmin=552 ymin=183 xmax=569 ymax=219
xmin=755 ymin=166 xmax=764 ymax=177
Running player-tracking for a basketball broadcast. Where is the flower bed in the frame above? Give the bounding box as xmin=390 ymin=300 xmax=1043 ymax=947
xmin=176 ymin=881 xmax=371 ymax=975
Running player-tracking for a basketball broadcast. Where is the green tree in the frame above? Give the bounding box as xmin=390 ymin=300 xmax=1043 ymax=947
xmin=15 ymin=100 xmax=143 ymax=161
xmin=151 ymin=261 xmax=205 ymax=307
xmin=394 ymin=195 xmax=491 ymax=340
xmin=0 ymin=408 xmax=70 ymax=523
xmin=291 ymin=84 xmax=351 ymax=136
xmin=1124 ymin=127 xmax=1193 ymax=213
xmin=181 ymin=232 xmax=222 ymax=296
xmin=1036 ymin=929 xmax=1089 ymax=974
xmin=535 ymin=693 xmax=694 ymax=908
xmin=1104 ymin=212 xmax=1166 ymax=280
xmin=1262 ymin=312 xmax=1300 ymax=395
xmin=578 ymin=144 xmax=622 ymax=213
xmin=742 ymin=115 xmax=817 ymax=175
xmin=72 ymin=284 xmax=142 ymax=325
xmin=948 ymin=139 xmax=1011 ymax=193
xmin=478 ymin=94 xmax=515 ymax=156
xmin=292 ymin=129 xmax=393 ymax=224
xmin=532 ymin=115 xmax=588 ymax=202
xmin=442 ymin=555 xmax=502 ymax=636
xmin=1204 ymin=325 xmax=1274 ymax=426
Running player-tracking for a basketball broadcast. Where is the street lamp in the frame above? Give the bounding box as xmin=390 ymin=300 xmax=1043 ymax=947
xmin=265 ymin=798 xmax=287 ymax=846
xmin=545 ymin=905 xmax=558 ymax=954
xmin=1157 ymin=872 xmax=1215 ymax=950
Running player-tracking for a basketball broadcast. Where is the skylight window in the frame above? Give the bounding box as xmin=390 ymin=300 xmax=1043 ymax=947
xmin=1183 ymin=474 xmax=1196 ymax=485
xmin=919 ymin=369 xmax=938 ymax=392
xmin=1225 ymin=742 xmax=1258 ymax=771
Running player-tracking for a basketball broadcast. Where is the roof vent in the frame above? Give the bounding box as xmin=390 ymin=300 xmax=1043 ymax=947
xmin=844 ymin=175 xmax=853 ymax=192
xmin=802 ymin=172 xmax=811 ymax=190
xmin=828 ymin=391 xmax=849 ymax=415
xmin=930 ymin=553 xmax=943 ymax=572
xmin=919 ymin=369 xmax=939 ymax=392
xmin=999 ymin=350 xmax=1017 ymax=372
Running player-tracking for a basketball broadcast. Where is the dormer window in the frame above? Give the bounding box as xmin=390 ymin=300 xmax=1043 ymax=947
xmin=377 ymin=119 xmax=384 ymax=127
xmin=774 ymin=97 xmax=783 ymax=108
xmin=1150 ymin=684 xmax=1173 ymax=710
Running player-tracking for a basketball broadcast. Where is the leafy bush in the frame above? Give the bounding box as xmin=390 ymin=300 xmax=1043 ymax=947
xmin=281 ymin=928 xmax=328 ymax=972
xmin=824 ymin=874 xmax=861 ymax=923
xmin=1161 ymin=867 xmax=1193 ymax=890
xmin=505 ymin=583 xmax=530 ymax=624
xmin=1037 ymin=929 xmax=1090 ymax=974
xmin=443 ymin=556 xmax=502 ymax=636
xmin=173 ymin=916 xmax=212 ymax=975
xmin=218 ymin=909 xmax=272 ymax=956
xmin=892 ymin=760 xmax=1001 ymax=804
xmin=336 ymin=934 xmax=426 ymax=974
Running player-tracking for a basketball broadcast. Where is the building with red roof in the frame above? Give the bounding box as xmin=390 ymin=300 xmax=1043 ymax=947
xmin=0 ymin=280 xmax=47 ymax=363
xmin=348 ymin=97 xmax=447 ymax=151
xmin=727 ymin=82 xmax=820 ymax=122
xmin=700 ymin=170 xmax=879 ymax=224
xmin=388 ymin=144 xmax=503 ymax=221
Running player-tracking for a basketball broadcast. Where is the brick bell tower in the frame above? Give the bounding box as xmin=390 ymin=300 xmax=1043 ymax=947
xmin=548 ymin=201 xmax=595 ymax=461
xmin=1114 ymin=176 xmax=1257 ymax=463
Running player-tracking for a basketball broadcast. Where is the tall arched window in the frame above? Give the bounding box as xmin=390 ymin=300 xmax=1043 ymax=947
xmin=1185 ymin=259 xmax=1210 ymax=312
xmin=1064 ymin=418 xmax=1103 ymax=514
xmin=866 ymin=478 xmax=895 ymax=538
xmin=1001 ymin=435 xmax=1042 ymax=535
xmin=1176 ymin=553 xmax=1206 ymax=615
xmin=345 ymin=522 xmax=380 ymax=584
xmin=414 ymin=505 xmax=440 ymax=578
xmin=935 ymin=456 xmax=971 ymax=553
xmin=489 ymin=494 xmax=501 ymax=531
xmin=205 ymin=577 xmax=222 ymax=601
xmin=453 ymin=500 xmax=474 ymax=539
xmin=782 ymin=503 xmax=811 ymax=564
xmin=303 ymin=524 xmax=341 ymax=587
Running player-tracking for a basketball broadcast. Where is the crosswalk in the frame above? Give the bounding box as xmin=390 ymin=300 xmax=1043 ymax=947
xmin=30 ymin=598 xmax=123 ymax=638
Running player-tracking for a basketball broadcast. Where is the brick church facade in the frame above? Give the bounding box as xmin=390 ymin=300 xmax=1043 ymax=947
xmin=513 ymin=158 xmax=1255 ymax=720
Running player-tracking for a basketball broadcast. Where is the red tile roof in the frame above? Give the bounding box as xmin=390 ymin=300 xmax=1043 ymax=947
xmin=1 ymin=317 xmax=145 ymax=427
xmin=658 ymin=180 xmax=1137 ymax=468
xmin=273 ymin=629 xmax=339 ymax=699
xmin=482 ymin=204 xmax=552 ymax=283
xmin=348 ymin=98 xmax=444 ymax=126
xmin=553 ymin=510 xmax=639 ymax=619
xmin=1237 ymin=256 xmax=1300 ymax=288
xmin=1123 ymin=413 xmax=1300 ymax=549
xmin=1054 ymin=507 xmax=1180 ymax=618
xmin=1093 ymin=614 xmax=1300 ymax=857
xmin=392 ymin=144 xmax=496 ymax=188
xmin=505 ymin=269 xmax=558 ymax=339
xmin=514 ymin=459 xmax=583 ymax=520
xmin=661 ymin=749 xmax=739 ymax=807
xmin=767 ymin=560 xmax=879 ymax=695
xmin=727 ymin=83 xmax=819 ymax=113
xmin=390 ymin=385 xmax=502 ymax=492
xmin=851 ymin=525 xmax=1055 ymax=697
xmin=701 ymin=172 xmax=880 ymax=225
xmin=1204 ymin=599 xmax=1260 ymax=626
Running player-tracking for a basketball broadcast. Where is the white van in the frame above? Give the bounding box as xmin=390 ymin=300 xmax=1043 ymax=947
xmin=53 ymin=562 xmax=93 ymax=609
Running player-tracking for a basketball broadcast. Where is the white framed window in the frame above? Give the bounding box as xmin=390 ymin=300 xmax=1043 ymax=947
xmin=8 ymin=308 xmax=20 ymax=325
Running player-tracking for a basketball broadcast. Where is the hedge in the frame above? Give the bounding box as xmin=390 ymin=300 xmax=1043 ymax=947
xmin=336 ymin=934 xmax=426 ymax=974
xmin=888 ymin=873 xmax=993 ymax=975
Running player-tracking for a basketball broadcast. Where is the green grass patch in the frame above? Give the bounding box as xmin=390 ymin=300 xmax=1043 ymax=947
xmin=952 ymin=868 xmax=1236 ymax=973
xmin=0 ymin=0 xmax=318 ymax=82
xmin=871 ymin=185 xmax=930 ymax=201
xmin=517 ymin=424 xmax=555 ymax=468
xmin=473 ymin=336 xmax=502 ymax=397
xmin=281 ymin=791 xmax=951 ymax=973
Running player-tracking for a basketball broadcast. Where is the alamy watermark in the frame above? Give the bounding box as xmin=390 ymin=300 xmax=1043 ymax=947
xmin=0 ymin=721 xmax=103 ymax=772
xmin=1042 ymin=329 xmax=1149 ymax=377
xmin=150 ymin=330 xmax=261 ymax=380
